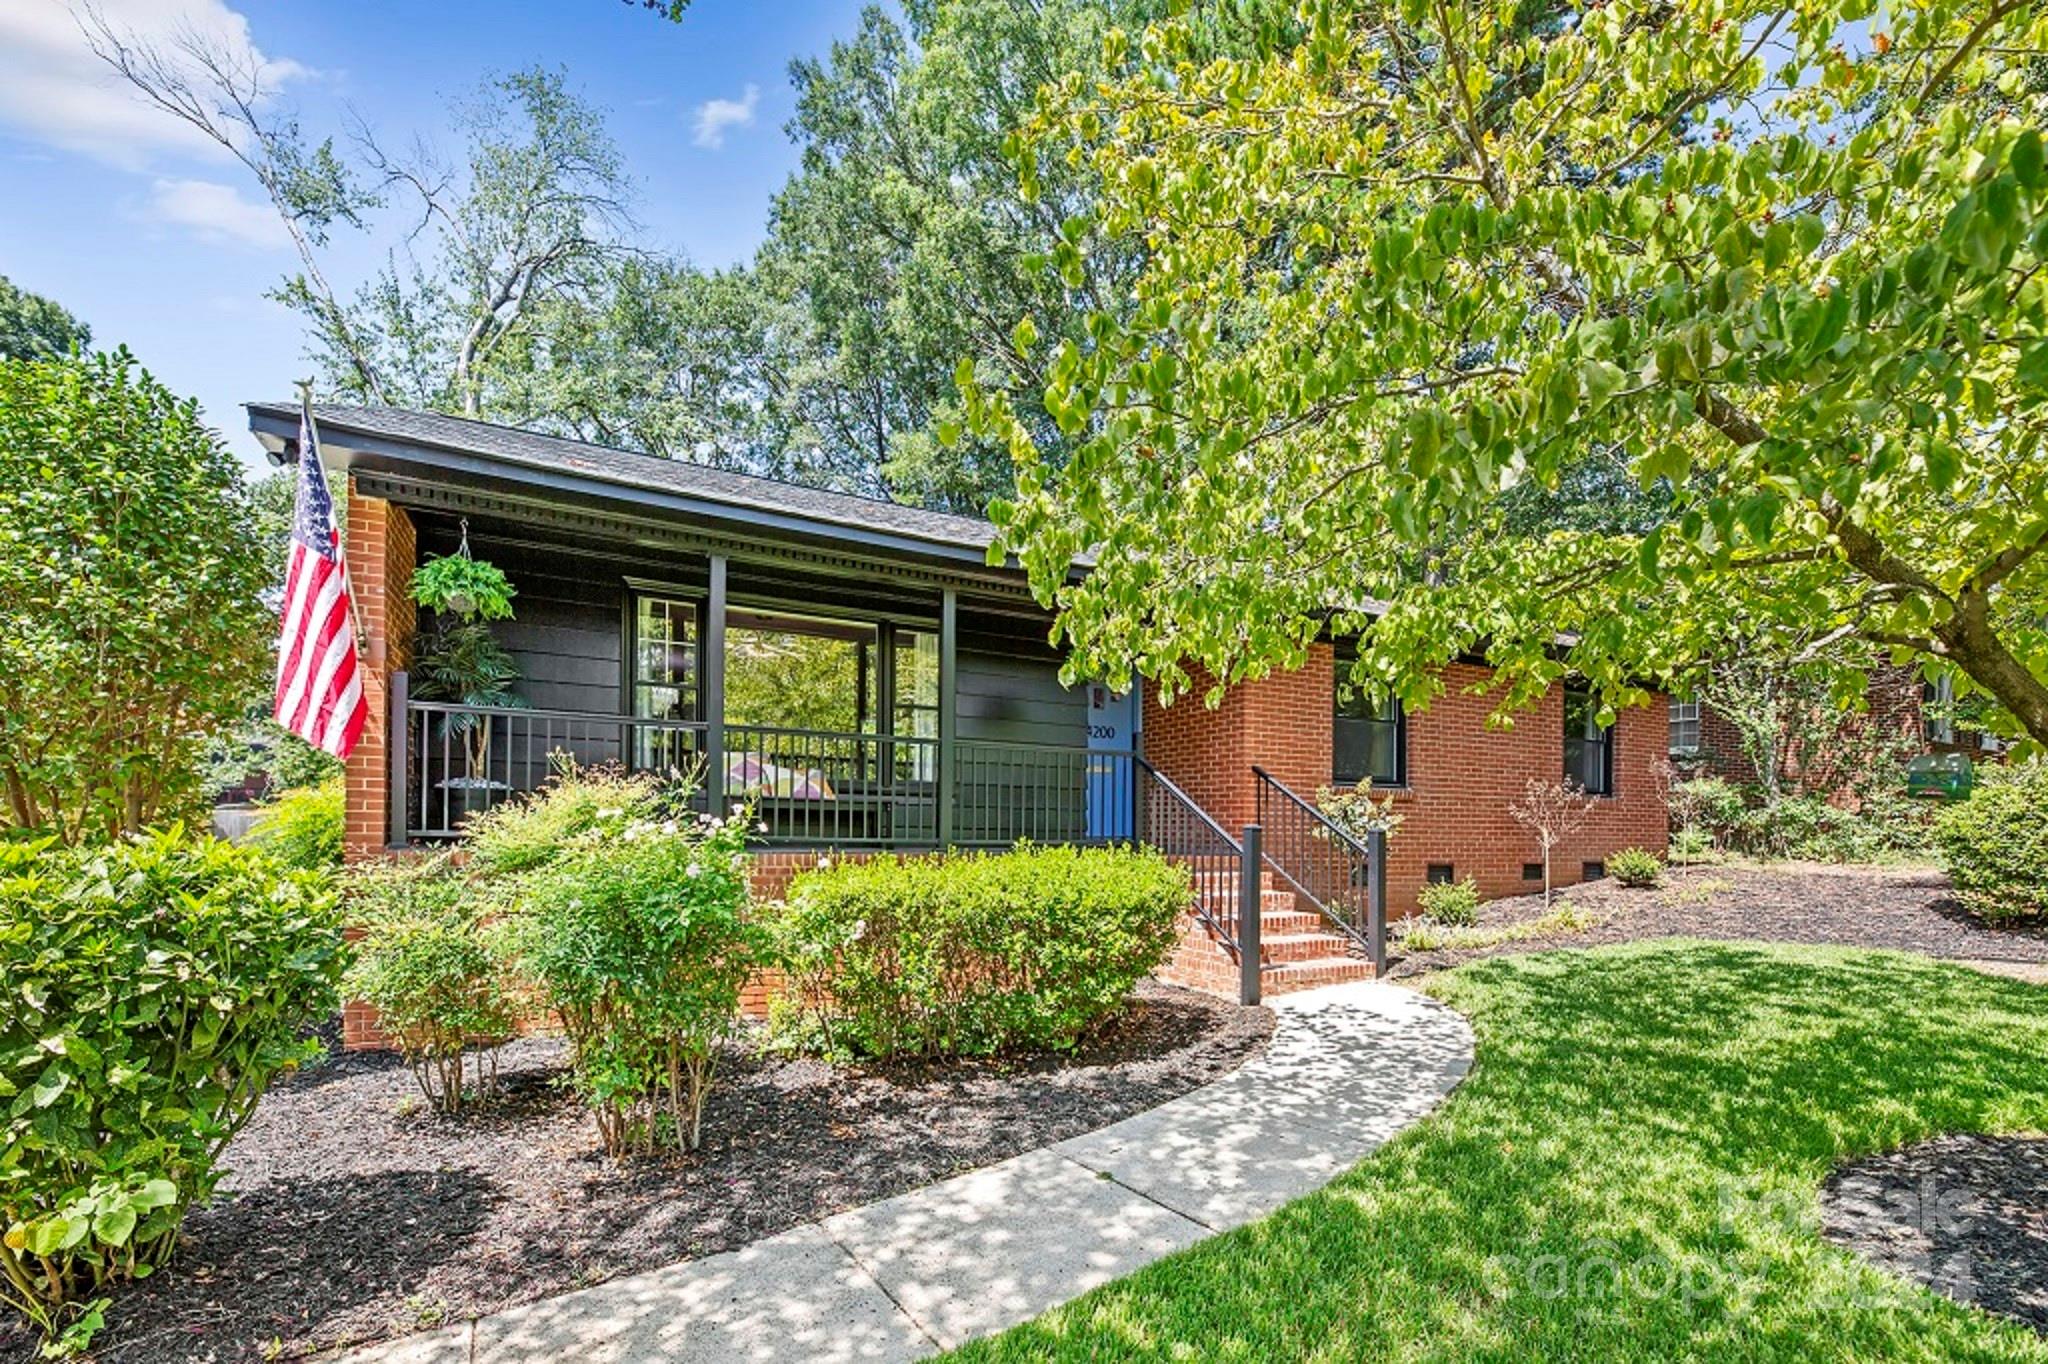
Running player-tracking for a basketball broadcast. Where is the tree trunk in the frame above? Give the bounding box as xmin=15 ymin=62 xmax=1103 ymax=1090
xmin=1939 ymin=598 xmax=2048 ymax=748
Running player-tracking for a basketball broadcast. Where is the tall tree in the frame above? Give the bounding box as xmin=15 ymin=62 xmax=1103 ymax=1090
xmin=759 ymin=0 xmax=1295 ymax=510
xmin=0 ymin=351 xmax=272 ymax=841
xmin=968 ymin=0 xmax=2048 ymax=750
xmin=0 ymin=276 xmax=90 ymax=360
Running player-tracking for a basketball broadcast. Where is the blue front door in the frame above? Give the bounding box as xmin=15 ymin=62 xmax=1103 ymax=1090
xmin=1085 ymin=683 xmax=1138 ymax=840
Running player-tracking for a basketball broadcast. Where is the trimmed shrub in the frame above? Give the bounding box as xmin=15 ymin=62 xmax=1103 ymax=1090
xmin=1415 ymin=876 xmax=1481 ymax=926
xmin=1608 ymin=847 xmax=1663 ymax=888
xmin=343 ymin=856 xmax=519 ymax=1114
xmin=249 ymin=776 xmax=344 ymax=871
xmin=773 ymin=845 xmax=1190 ymax=1059
xmin=0 ymin=829 xmax=344 ymax=1346
xmin=1934 ymin=762 xmax=2048 ymax=922
xmin=501 ymin=810 xmax=760 ymax=1155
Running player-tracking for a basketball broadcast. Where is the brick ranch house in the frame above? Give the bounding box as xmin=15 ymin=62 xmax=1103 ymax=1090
xmin=248 ymin=403 xmax=1668 ymax=1036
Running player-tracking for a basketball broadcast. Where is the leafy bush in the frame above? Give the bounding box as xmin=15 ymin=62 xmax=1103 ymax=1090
xmin=1677 ymin=777 xmax=1931 ymax=862
xmin=1668 ymin=827 xmax=1715 ymax=864
xmin=343 ymin=856 xmax=518 ymax=1114
xmin=501 ymin=809 xmax=760 ymax=1155
xmin=463 ymin=761 xmax=663 ymax=875
xmin=1414 ymin=876 xmax=1481 ymax=926
xmin=0 ymin=829 xmax=344 ymax=1344
xmin=1933 ymin=762 xmax=2048 ymax=922
xmin=773 ymin=845 xmax=1189 ymax=1060
xmin=1608 ymin=847 xmax=1663 ymax=888
xmin=1673 ymin=777 xmax=1746 ymax=845
xmin=249 ymin=776 xmax=344 ymax=871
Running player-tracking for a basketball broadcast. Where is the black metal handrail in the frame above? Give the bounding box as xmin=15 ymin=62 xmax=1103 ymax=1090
xmin=1252 ymin=766 xmax=1386 ymax=971
xmin=1137 ymin=758 xmax=1243 ymax=955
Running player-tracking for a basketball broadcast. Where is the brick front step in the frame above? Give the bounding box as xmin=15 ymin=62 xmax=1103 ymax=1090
xmin=1260 ymin=955 xmax=1378 ymax=992
xmin=1259 ymin=909 xmax=1326 ymax=935
xmin=1258 ymin=931 xmax=1361 ymax=964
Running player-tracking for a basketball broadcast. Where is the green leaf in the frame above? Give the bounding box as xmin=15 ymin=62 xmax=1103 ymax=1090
xmin=92 ymin=1205 xmax=137 ymax=1248
xmin=2013 ymin=129 xmax=2045 ymax=190
xmin=1580 ymin=359 xmax=1626 ymax=408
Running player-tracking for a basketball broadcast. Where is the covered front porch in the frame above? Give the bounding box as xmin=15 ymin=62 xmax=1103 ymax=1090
xmin=382 ymin=507 xmax=1140 ymax=851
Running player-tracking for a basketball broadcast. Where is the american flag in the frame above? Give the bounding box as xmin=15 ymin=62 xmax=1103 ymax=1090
xmin=273 ymin=403 xmax=368 ymax=758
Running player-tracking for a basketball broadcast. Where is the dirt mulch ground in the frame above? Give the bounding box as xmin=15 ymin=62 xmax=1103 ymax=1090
xmin=1383 ymin=860 xmax=2048 ymax=980
xmin=9 ymin=982 xmax=1268 ymax=1364
xmin=1821 ymin=1134 xmax=2048 ymax=1334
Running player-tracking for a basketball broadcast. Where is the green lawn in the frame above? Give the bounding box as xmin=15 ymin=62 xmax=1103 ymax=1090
xmin=954 ymin=942 xmax=2048 ymax=1362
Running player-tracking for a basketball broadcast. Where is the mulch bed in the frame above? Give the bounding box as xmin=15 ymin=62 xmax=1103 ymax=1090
xmin=1383 ymin=861 xmax=2048 ymax=979
xmin=1821 ymin=1134 xmax=2048 ymax=1334
xmin=8 ymin=982 xmax=1269 ymax=1364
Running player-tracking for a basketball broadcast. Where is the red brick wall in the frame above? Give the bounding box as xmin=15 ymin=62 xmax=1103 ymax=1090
xmin=1145 ymin=656 xmax=1670 ymax=914
xmin=341 ymin=483 xmax=415 ymax=861
xmin=1140 ymin=646 xmax=1335 ymax=833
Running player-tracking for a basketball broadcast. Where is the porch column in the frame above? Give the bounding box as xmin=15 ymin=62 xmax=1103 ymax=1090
xmin=704 ymin=554 xmax=727 ymax=817
xmin=342 ymin=480 xmax=415 ymax=860
xmin=937 ymin=587 xmax=957 ymax=846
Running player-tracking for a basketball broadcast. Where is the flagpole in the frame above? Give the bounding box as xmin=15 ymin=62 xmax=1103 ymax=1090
xmin=298 ymin=380 xmax=384 ymax=742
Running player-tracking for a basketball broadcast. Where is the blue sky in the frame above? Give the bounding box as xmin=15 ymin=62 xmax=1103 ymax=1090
xmin=0 ymin=0 xmax=874 ymax=470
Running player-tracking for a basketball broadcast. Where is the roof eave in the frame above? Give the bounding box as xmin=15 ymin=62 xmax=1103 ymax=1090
xmin=246 ymin=403 xmax=1023 ymax=578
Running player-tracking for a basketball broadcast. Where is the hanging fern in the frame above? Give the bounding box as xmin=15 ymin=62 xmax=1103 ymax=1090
xmin=412 ymin=554 xmax=516 ymax=621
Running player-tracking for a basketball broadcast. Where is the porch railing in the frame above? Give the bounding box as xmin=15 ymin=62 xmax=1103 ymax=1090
xmin=403 ymin=699 xmax=707 ymax=840
xmin=1252 ymin=766 xmax=1386 ymax=972
xmin=399 ymin=693 xmax=1156 ymax=852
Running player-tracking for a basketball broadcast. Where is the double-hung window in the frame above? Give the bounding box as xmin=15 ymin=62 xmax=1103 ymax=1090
xmin=1334 ymin=677 xmax=1406 ymax=788
xmin=1668 ymin=700 xmax=1702 ymax=755
xmin=631 ymin=594 xmax=699 ymax=771
xmin=1564 ymin=686 xmax=1614 ymax=796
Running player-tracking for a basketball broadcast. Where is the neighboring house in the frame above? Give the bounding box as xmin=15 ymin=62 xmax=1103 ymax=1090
xmin=248 ymin=403 xmax=1668 ymax=1033
xmin=1668 ymin=665 xmax=2001 ymax=789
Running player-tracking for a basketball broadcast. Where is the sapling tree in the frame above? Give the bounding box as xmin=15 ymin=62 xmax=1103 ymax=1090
xmin=1509 ymin=779 xmax=1598 ymax=908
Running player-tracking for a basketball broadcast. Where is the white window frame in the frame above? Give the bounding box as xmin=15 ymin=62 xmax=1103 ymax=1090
xmin=1668 ymin=699 xmax=1702 ymax=756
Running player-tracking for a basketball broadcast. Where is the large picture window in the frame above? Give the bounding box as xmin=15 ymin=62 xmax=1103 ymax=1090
xmin=1334 ymin=678 xmax=1406 ymax=788
xmin=723 ymin=608 xmax=878 ymax=733
xmin=1564 ymin=686 xmax=1614 ymax=795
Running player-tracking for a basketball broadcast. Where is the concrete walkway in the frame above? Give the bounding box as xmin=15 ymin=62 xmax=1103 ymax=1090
xmin=345 ymin=981 xmax=1475 ymax=1364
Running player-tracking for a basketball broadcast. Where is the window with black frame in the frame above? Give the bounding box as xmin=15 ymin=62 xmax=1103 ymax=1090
xmin=1563 ymin=686 xmax=1614 ymax=795
xmin=1334 ymin=672 xmax=1406 ymax=788
xmin=631 ymin=595 xmax=699 ymax=773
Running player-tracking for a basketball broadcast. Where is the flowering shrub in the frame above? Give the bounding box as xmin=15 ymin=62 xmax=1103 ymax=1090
xmin=462 ymin=760 xmax=664 ymax=875
xmin=500 ymin=807 xmax=761 ymax=1155
xmin=0 ymin=829 xmax=343 ymax=1347
xmin=772 ymin=845 xmax=1189 ymax=1059
xmin=343 ymin=855 xmax=519 ymax=1114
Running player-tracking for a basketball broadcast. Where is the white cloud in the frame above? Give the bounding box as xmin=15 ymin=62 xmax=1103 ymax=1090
xmin=691 ymin=84 xmax=759 ymax=150
xmin=0 ymin=0 xmax=306 ymax=170
xmin=144 ymin=177 xmax=289 ymax=249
